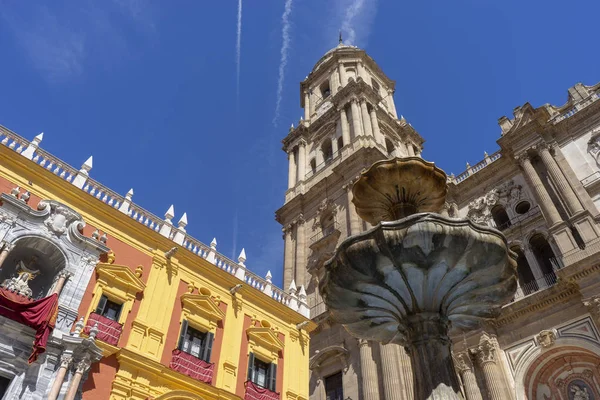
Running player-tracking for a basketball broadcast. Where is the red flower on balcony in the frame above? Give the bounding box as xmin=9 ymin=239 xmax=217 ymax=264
xmin=245 ymin=381 xmax=280 ymax=400
xmin=170 ymin=349 xmax=214 ymax=384
xmin=84 ymin=312 xmax=123 ymax=346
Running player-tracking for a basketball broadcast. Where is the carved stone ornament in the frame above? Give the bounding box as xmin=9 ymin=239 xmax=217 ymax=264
xmin=454 ymin=352 xmax=473 ymax=373
xmin=473 ymin=338 xmax=497 ymax=365
xmin=583 ymin=295 xmax=600 ymax=317
xmin=0 ymin=211 xmax=16 ymax=228
xmin=535 ymin=329 xmax=558 ymax=348
xmin=38 ymin=200 xmax=83 ymax=237
xmin=467 ymin=180 xmax=523 ymax=224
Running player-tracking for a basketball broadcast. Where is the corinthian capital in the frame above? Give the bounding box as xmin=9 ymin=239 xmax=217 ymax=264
xmin=472 ymin=339 xmax=496 ymax=365
xmin=60 ymin=354 xmax=72 ymax=369
xmin=584 ymin=295 xmax=600 ymax=316
xmin=74 ymin=358 xmax=91 ymax=374
xmin=514 ymin=152 xmax=530 ymax=165
xmin=454 ymin=352 xmax=474 ymax=373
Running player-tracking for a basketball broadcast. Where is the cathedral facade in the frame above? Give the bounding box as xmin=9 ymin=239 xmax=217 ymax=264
xmin=276 ymin=42 xmax=600 ymax=400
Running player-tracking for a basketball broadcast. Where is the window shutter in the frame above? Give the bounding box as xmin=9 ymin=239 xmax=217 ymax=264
xmin=202 ymin=332 xmax=214 ymax=362
xmin=268 ymin=363 xmax=277 ymax=392
xmin=115 ymin=304 xmax=123 ymax=322
xmin=95 ymin=295 xmax=108 ymax=315
xmin=247 ymin=352 xmax=255 ymax=382
xmin=177 ymin=320 xmax=189 ymax=351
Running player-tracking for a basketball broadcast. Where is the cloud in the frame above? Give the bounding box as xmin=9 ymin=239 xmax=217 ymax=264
xmin=1 ymin=6 xmax=85 ymax=83
xmin=272 ymin=0 xmax=294 ymax=127
xmin=339 ymin=0 xmax=378 ymax=47
xmin=1 ymin=1 xmax=156 ymax=83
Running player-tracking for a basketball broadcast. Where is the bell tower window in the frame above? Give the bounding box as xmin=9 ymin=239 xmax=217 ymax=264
xmin=337 ymin=136 xmax=344 ymax=151
xmin=385 ymin=138 xmax=395 ymax=156
xmin=320 ymin=81 xmax=331 ymax=99
xmin=371 ymin=78 xmax=380 ymax=94
xmin=321 ymin=139 xmax=333 ymax=162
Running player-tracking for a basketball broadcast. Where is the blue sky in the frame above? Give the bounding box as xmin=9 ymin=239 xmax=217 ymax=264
xmin=0 ymin=0 xmax=598 ymax=288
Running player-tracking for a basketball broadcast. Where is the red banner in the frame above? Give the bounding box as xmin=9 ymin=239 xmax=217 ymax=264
xmin=84 ymin=312 xmax=123 ymax=346
xmin=169 ymin=349 xmax=214 ymax=384
xmin=245 ymin=381 xmax=280 ymax=400
xmin=0 ymin=288 xmax=58 ymax=363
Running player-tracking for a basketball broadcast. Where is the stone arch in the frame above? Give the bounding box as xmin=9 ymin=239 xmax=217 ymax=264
xmin=514 ymin=337 xmax=600 ymax=400
xmin=153 ymin=390 xmax=206 ymax=400
xmin=0 ymin=235 xmax=68 ymax=298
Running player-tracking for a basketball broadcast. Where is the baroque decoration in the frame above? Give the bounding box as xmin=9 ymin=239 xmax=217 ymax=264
xmin=466 ymin=180 xmax=523 ymax=225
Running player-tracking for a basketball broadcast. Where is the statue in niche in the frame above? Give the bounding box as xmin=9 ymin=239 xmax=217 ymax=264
xmin=568 ymin=381 xmax=594 ymax=400
xmin=1 ymin=256 xmax=40 ymax=297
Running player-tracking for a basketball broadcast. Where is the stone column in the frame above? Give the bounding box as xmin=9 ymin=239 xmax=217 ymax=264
xmin=297 ymin=141 xmax=307 ymax=182
xmin=522 ymin=244 xmax=544 ymax=281
xmin=473 ymin=338 xmax=506 ymax=400
xmin=283 ymin=225 xmax=295 ymax=291
xmin=0 ymin=242 xmax=14 ymax=269
xmin=52 ymin=270 xmax=73 ymax=296
xmin=358 ymin=61 xmax=368 ymax=82
xmin=338 ymin=62 xmax=347 ymax=88
xmin=48 ymin=354 xmax=72 ymax=400
xmin=517 ymin=154 xmax=562 ymax=226
xmin=358 ymin=340 xmax=380 ymax=400
xmin=295 ymin=216 xmax=306 ymax=287
xmin=304 ymin=91 xmax=310 ymax=121
xmin=360 ymin=100 xmax=373 ymax=138
xmin=340 ymin=108 xmax=351 ymax=146
xmin=455 ymin=353 xmax=483 ymax=400
xmin=387 ymin=89 xmax=398 ymax=118
xmin=397 ymin=346 xmax=414 ymax=400
xmin=379 ymin=343 xmax=403 ymax=400
xmin=350 ymin=99 xmax=363 ymax=137
xmin=407 ymin=143 xmax=415 ymax=157
xmin=64 ymin=359 xmax=91 ymax=400
xmin=287 ymin=151 xmax=297 ymax=189
xmin=345 ymin=184 xmax=361 ymax=235
xmin=331 ymin=135 xmax=339 ymax=155
xmin=538 ymin=144 xmax=584 ymax=215
xmin=370 ymin=107 xmax=382 ymax=145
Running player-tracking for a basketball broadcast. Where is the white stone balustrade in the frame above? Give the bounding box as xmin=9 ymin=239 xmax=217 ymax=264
xmin=0 ymin=126 xmax=309 ymax=317
xmin=454 ymin=151 xmax=502 ymax=183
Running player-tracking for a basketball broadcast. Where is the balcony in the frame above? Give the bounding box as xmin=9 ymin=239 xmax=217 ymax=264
xmin=84 ymin=312 xmax=122 ymax=346
xmin=169 ymin=349 xmax=214 ymax=384
xmin=310 ymin=221 xmax=341 ymax=245
xmin=245 ymin=381 xmax=279 ymax=400
xmin=510 ymin=269 xmax=559 ymax=303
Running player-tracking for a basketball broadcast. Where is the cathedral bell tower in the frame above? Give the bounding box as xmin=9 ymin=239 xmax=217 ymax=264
xmin=275 ymin=41 xmax=422 ymax=400
xmin=276 ymin=40 xmax=425 ymax=300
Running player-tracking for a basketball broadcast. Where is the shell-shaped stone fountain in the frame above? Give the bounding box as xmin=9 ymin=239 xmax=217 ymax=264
xmin=352 ymin=157 xmax=447 ymax=224
xmin=318 ymin=157 xmax=518 ymax=400
xmin=320 ymin=213 xmax=518 ymax=346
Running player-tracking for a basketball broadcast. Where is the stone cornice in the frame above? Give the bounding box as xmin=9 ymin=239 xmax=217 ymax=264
xmin=300 ymin=47 xmax=395 ymax=98
xmin=495 ymin=282 xmax=578 ymax=327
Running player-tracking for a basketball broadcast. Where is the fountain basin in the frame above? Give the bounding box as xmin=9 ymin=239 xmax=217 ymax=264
xmin=352 ymin=158 xmax=448 ymax=224
xmin=319 ymin=213 xmax=518 ymax=346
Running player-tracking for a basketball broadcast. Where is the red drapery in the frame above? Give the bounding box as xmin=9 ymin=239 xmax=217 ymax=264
xmin=244 ymin=381 xmax=280 ymax=400
xmin=0 ymin=288 xmax=58 ymax=363
xmin=169 ymin=349 xmax=214 ymax=384
xmin=84 ymin=312 xmax=123 ymax=346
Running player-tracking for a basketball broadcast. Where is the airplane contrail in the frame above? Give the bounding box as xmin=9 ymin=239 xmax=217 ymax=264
xmin=236 ymin=0 xmax=243 ymax=100
xmin=272 ymin=0 xmax=294 ymax=127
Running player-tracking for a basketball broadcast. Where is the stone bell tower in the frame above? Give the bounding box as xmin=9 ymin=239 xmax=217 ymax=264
xmin=276 ymin=40 xmax=423 ymax=400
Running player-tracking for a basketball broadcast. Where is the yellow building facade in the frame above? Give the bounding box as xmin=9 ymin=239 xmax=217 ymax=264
xmin=0 ymin=127 xmax=314 ymax=400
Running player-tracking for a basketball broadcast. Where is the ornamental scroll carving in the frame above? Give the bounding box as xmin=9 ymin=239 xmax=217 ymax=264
xmin=466 ymin=180 xmax=523 ymax=224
